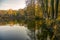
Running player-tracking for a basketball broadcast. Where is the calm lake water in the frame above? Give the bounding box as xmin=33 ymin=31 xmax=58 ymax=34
xmin=0 ymin=24 xmax=31 ymax=40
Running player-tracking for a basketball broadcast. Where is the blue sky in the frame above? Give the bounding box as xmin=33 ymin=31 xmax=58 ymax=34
xmin=0 ymin=0 xmax=26 ymax=10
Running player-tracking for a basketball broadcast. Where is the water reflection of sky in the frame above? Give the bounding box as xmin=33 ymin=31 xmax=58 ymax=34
xmin=0 ymin=24 xmax=31 ymax=40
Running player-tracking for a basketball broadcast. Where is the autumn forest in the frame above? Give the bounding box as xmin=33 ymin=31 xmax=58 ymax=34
xmin=0 ymin=0 xmax=60 ymax=40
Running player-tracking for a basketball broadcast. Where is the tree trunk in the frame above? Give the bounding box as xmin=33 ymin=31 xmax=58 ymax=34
xmin=55 ymin=0 xmax=59 ymax=19
xmin=51 ymin=0 xmax=54 ymax=19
